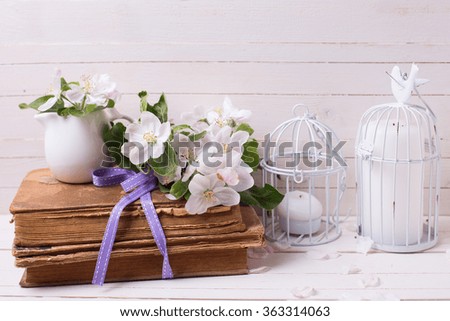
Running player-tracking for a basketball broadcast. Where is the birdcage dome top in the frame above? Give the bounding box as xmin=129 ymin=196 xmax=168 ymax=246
xmin=261 ymin=104 xmax=347 ymax=181
xmin=356 ymin=101 xmax=439 ymax=163
xmin=356 ymin=64 xmax=440 ymax=164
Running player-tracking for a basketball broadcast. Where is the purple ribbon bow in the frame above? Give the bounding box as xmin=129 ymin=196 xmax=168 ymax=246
xmin=92 ymin=167 xmax=173 ymax=285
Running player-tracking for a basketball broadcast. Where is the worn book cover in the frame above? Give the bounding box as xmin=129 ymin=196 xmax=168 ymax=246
xmin=11 ymin=169 xmax=246 ymax=247
xmin=18 ymin=206 xmax=264 ymax=287
xmin=10 ymin=169 xmax=265 ymax=287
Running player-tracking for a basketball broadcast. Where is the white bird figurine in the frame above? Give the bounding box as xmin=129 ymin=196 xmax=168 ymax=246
xmin=390 ymin=64 xmax=429 ymax=104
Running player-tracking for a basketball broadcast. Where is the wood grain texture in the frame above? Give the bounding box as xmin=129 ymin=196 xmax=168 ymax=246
xmin=3 ymin=42 xmax=450 ymax=64
xmin=2 ymin=0 xmax=450 ymax=44
xmin=3 ymin=63 xmax=450 ymax=97
xmin=0 ymin=0 xmax=450 ymax=300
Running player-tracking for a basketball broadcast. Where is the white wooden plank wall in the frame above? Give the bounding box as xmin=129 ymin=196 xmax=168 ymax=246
xmin=2 ymin=0 xmax=450 ymax=217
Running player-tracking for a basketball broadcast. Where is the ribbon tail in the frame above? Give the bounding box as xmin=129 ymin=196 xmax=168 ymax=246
xmin=92 ymin=186 xmax=147 ymax=285
xmin=92 ymin=200 xmax=127 ymax=285
xmin=141 ymin=193 xmax=174 ymax=279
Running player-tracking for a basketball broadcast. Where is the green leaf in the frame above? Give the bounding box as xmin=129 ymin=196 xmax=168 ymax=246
xmin=242 ymin=140 xmax=260 ymax=171
xmin=235 ymin=123 xmax=254 ymax=135
xmin=67 ymin=107 xmax=84 ymax=117
xmin=138 ymin=91 xmax=148 ymax=113
xmin=57 ymin=108 xmax=70 ymax=117
xmin=180 ymin=130 xmax=191 ymax=137
xmin=158 ymin=183 xmax=171 ymax=193
xmin=102 ymin=139 xmax=122 ymax=167
xmin=149 ymin=143 xmax=178 ymax=177
xmin=48 ymin=99 xmax=65 ymax=114
xmin=60 ymin=77 xmax=71 ymax=92
xmin=239 ymin=184 xmax=284 ymax=210
xmin=84 ymin=104 xmax=98 ymax=114
xmin=19 ymin=95 xmax=54 ymax=110
xmin=103 ymin=122 xmax=127 ymax=143
xmin=142 ymin=92 xmax=168 ymax=123
xmin=106 ymin=99 xmax=115 ymax=108
xmin=102 ymin=122 xmax=140 ymax=172
xmin=189 ymin=130 xmax=207 ymax=141
xmin=172 ymin=124 xmax=193 ymax=133
xmin=169 ymin=180 xmax=189 ymax=199
xmin=184 ymin=190 xmax=191 ymax=201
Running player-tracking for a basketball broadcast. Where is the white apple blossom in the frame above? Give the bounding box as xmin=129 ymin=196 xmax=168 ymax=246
xmin=203 ymin=124 xmax=249 ymax=155
xmin=181 ymin=98 xmax=251 ymax=129
xmin=206 ymin=97 xmax=251 ymax=127
xmin=121 ymin=111 xmax=171 ymax=164
xmin=185 ymin=174 xmax=240 ymax=214
xmin=171 ymin=133 xmax=203 ymax=182
xmin=180 ymin=105 xmax=209 ymax=131
xmin=66 ymin=73 xmax=119 ymax=106
xmin=197 ymin=150 xmax=254 ymax=192
xmin=38 ymin=69 xmax=62 ymax=112
xmin=218 ymin=163 xmax=253 ymax=192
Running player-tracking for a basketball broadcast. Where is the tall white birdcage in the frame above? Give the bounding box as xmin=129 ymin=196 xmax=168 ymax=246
xmin=261 ymin=104 xmax=347 ymax=246
xmin=355 ymin=64 xmax=440 ymax=252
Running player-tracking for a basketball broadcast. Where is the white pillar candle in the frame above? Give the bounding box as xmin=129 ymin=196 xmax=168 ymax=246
xmin=277 ymin=191 xmax=323 ymax=235
xmin=360 ymin=118 xmax=423 ymax=246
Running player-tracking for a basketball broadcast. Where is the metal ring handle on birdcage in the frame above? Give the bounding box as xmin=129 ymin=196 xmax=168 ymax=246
xmin=292 ymin=104 xmax=314 ymax=119
xmin=293 ymin=169 xmax=304 ymax=184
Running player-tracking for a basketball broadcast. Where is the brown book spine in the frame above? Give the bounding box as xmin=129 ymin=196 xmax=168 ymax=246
xmin=20 ymin=248 xmax=249 ymax=287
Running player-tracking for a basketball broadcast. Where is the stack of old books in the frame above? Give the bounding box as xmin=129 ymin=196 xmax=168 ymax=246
xmin=9 ymin=169 xmax=264 ymax=287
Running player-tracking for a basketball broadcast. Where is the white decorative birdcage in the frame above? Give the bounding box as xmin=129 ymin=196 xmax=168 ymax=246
xmin=261 ymin=104 xmax=347 ymax=246
xmin=355 ymin=64 xmax=440 ymax=252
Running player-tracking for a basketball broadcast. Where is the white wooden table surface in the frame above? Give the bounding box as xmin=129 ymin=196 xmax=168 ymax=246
xmin=2 ymin=198 xmax=450 ymax=301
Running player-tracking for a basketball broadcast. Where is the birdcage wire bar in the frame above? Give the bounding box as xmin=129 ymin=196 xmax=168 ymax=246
xmin=356 ymin=102 xmax=440 ymax=252
xmin=261 ymin=104 xmax=347 ymax=246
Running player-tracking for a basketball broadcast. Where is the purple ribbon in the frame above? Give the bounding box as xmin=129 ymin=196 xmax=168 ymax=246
xmin=91 ymin=167 xmax=173 ymax=285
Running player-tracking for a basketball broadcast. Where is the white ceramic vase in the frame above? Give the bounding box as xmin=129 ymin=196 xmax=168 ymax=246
xmin=35 ymin=109 xmax=133 ymax=184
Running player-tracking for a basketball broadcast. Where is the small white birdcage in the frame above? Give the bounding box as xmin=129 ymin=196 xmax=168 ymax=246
xmin=355 ymin=64 xmax=440 ymax=252
xmin=261 ymin=104 xmax=347 ymax=246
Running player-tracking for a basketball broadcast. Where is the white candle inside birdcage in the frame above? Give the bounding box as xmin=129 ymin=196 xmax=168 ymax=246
xmin=277 ymin=191 xmax=322 ymax=235
xmin=360 ymin=116 xmax=423 ymax=246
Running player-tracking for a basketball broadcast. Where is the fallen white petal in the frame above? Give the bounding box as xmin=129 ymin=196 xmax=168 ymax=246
xmin=341 ymin=264 xmax=362 ymax=275
xmin=327 ymin=252 xmax=341 ymax=259
xmin=356 ymin=236 xmax=374 ymax=255
xmin=291 ymin=286 xmax=316 ymax=299
xmin=38 ymin=175 xmax=59 ymax=185
xmin=358 ymin=275 xmax=381 ymax=288
xmin=249 ymin=266 xmax=271 ymax=274
xmin=445 ymin=249 xmax=450 ymax=259
xmin=247 ymin=247 xmax=270 ymax=259
xmin=164 ymin=194 xmax=177 ymax=201
xmin=269 ymin=242 xmax=291 ymax=251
